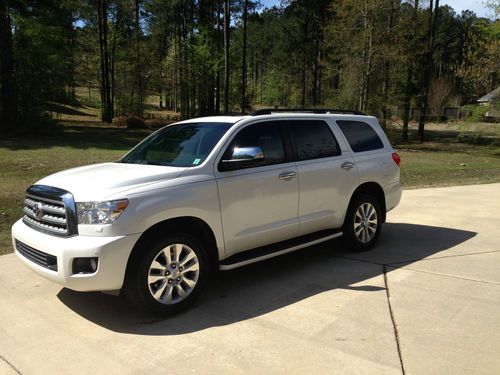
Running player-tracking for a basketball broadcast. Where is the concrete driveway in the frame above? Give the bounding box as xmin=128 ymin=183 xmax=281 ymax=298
xmin=1 ymin=183 xmax=499 ymax=375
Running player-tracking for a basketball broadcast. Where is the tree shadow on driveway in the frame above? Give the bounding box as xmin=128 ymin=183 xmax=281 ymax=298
xmin=57 ymin=222 xmax=476 ymax=335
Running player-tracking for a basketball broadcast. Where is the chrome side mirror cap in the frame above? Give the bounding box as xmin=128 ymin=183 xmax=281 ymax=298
xmin=219 ymin=146 xmax=265 ymax=171
xmin=230 ymin=146 xmax=264 ymax=161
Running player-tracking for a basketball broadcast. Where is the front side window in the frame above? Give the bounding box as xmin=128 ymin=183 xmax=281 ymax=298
xmin=288 ymin=120 xmax=340 ymax=160
xmin=220 ymin=121 xmax=286 ymax=170
xmin=121 ymin=122 xmax=232 ymax=167
xmin=336 ymin=120 xmax=384 ymax=153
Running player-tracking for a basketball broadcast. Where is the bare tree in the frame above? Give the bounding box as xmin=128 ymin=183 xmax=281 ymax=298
xmin=429 ymin=77 xmax=453 ymax=115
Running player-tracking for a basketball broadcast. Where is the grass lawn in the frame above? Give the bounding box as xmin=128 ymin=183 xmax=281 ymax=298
xmin=0 ymin=124 xmax=151 ymax=255
xmin=1 ymin=118 xmax=500 ymax=255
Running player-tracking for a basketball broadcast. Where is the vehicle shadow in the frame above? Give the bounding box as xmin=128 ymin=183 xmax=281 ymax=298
xmin=57 ymin=222 xmax=476 ymax=335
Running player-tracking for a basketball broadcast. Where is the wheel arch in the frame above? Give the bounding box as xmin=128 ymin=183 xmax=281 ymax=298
xmin=346 ymin=182 xmax=387 ymax=223
xmin=125 ymin=216 xmax=220 ymax=280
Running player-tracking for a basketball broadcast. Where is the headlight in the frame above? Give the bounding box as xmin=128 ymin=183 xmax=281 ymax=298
xmin=76 ymin=199 xmax=129 ymax=225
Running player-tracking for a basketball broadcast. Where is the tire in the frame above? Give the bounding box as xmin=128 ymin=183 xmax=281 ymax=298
xmin=124 ymin=233 xmax=208 ymax=316
xmin=343 ymin=194 xmax=382 ymax=252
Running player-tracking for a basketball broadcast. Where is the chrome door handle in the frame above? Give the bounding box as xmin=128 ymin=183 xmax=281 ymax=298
xmin=279 ymin=171 xmax=297 ymax=181
xmin=341 ymin=161 xmax=355 ymax=170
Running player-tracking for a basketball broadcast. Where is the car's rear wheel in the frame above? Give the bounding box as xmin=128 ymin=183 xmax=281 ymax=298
xmin=343 ymin=194 xmax=382 ymax=251
xmin=124 ymin=234 xmax=208 ymax=315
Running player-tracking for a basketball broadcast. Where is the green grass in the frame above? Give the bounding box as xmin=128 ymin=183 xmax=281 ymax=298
xmin=389 ymin=120 xmax=500 ymax=188
xmin=1 ymin=119 xmax=500 ymax=255
xmin=0 ymin=125 xmax=151 ymax=255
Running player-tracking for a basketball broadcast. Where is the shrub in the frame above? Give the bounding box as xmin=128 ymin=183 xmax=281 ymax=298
xmin=457 ymin=132 xmax=492 ymax=145
xmin=112 ymin=116 xmax=127 ymax=127
xmin=112 ymin=115 xmax=146 ymax=129
xmin=461 ymin=104 xmax=489 ymax=123
xmin=125 ymin=116 xmax=146 ymax=129
xmin=145 ymin=117 xmax=172 ymax=128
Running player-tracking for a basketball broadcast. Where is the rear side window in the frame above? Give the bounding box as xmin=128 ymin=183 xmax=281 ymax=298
xmin=289 ymin=120 xmax=340 ymax=161
xmin=337 ymin=121 xmax=384 ymax=152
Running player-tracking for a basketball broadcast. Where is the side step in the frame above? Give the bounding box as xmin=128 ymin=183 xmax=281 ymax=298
xmin=219 ymin=228 xmax=343 ymax=271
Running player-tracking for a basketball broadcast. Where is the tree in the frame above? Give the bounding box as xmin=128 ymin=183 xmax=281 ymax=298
xmin=402 ymin=0 xmax=420 ymax=141
xmin=417 ymin=0 xmax=440 ymax=141
xmin=0 ymin=0 xmax=17 ymax=132
xmin=223 ymin=0 xmax=230 ymax=114
xmin=96 ymin=0 xmax=113 ymax=122
xmin=241 ymin=0 xmax=248 ymax=113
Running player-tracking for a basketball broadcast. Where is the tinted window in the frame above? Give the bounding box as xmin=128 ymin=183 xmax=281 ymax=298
xmin=289 ymin=120 xmax=340 ymax=160
xmin=221 ymin=121 xmax=285 ymax=169
xmin=121 ymin=122 xmax=232 ymax=167
xmin=336 ymin=121 xmax=384 ymax=152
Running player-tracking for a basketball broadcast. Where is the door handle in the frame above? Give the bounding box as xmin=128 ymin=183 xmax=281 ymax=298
xmin=341 ymin=161 xmax=355 ymax=170
xmin=279 ymin=171 xmax=297 ymax=181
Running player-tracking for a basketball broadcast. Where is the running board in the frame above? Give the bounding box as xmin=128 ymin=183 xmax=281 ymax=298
xmin=219 ymin=229 xmax=343 ymax=271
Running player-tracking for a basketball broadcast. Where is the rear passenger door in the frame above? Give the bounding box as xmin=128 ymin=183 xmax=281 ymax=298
xmin=288 ymin=120 xmax=358 ymax=235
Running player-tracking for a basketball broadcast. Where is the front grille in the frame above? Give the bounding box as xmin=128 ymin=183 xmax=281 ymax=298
xmin=16 ymin=240 xmax=58 ymax=271
xmin=22 ymin=185 xmax=78 ymax=237
xmin=24 ymin=196 xmax=68 ymax=235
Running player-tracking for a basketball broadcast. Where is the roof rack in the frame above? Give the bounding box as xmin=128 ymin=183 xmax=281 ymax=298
xmin=250 ymin=108 xmax=366 ymax=116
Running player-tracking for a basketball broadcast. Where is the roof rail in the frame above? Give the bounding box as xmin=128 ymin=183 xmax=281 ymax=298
xmin=250 ymin=108 xmax=366 ymax=116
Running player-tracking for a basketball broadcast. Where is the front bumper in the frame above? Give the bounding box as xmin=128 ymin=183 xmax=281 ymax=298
xmin=11 ymin=219 xmax=141 ymax=291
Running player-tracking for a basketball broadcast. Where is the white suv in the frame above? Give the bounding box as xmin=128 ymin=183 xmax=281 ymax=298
xmin=12 ymin=109 xmax=402 ymax=315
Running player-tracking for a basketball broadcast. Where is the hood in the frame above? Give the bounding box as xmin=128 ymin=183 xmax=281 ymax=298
xmin=36 ymin=162 xmax=187 ymax=201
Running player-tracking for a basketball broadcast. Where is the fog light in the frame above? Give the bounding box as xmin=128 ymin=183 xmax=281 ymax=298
xmin=72 ymin=257 xmax=99 ymax=274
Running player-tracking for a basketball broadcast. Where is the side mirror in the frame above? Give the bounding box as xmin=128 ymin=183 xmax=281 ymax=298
xmin=220 ymin=146 xmax=265 ymax=171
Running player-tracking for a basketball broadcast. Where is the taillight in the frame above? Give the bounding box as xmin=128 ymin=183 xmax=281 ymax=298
xmin=392 ymin=152 xmax=401 ymax=167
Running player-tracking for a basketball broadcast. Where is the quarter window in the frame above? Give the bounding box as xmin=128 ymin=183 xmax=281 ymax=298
xmin=336 ymin=121 xmax=384 ymax=152
xmin=289 ymin=120 xmax=340 ymax=160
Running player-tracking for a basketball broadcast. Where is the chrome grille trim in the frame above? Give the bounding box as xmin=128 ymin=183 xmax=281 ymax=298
xmin=22 ymin=185 xmax=78 ymax=237
xmin=24 ymin=197 xmax=66 ymax=214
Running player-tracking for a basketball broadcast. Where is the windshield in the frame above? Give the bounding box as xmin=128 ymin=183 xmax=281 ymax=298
xmin=120 ymin=122 xmax=233 ymax=167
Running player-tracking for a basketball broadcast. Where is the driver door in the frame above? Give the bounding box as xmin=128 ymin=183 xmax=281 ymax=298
xmin=215 ymin=121 xmax=299 ymax=257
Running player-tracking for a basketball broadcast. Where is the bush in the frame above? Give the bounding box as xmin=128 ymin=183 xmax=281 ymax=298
xmin=125 ymin=116 xmax=146 ymax=129
xmin=112 ymin=115 xmax=146 ymax=129
xmin=23 ymin=112 xmax=62 ymax=136
xmin=145 ymin=117 xmax=172 ymax=128
xmin=461 ymin=104 xmax=489 ymax=123
xmin=112 ymin=116 xmax=128 ymax=128
xmin=457 ymin=132 xmax=492 ymax=145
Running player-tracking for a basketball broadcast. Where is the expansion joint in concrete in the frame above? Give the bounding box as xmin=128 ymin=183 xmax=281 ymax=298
xmin=383 ymin=264 xmax=406 ymax=375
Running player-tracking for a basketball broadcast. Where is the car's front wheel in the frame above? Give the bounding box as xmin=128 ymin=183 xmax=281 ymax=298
xmin=343 ymin=194 xmax=382 ymax=251
xmin=124 ymin=234 xmax=208 ymax=315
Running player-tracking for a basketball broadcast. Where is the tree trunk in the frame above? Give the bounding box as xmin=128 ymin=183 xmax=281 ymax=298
xmin=402 ymin=0 xmax=419 ymax=141
xmin=311 ymin=37 xmax=320 ymax=106
xmin=381 ymin=0 xmax=396 ymax=128
xmin=223 ymin=0 xmax=230 ymax=114
xmin=418 ymin=0 xmax=440 ymax=142
xmin=358 ymin=1 xmax=373 ymax=113
xmin=97 ymin=0 xmax=112 ymax=123
xmin=215 ymin=0 xmax=221 ymax=113
xmin=301 ymin=16 xmax=308 ymax=108
xmin=241 ymin=0 xmax=248 ymax=113
xmin=134 ymin=0 xmax=143 ymax=117
xmin=0 ymin=0 xmax=18 ymax=132
xmin=402 ymin=63 xmax=413 ymax=141
xmin=110 ymin=11 xmax=121 ymax=118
